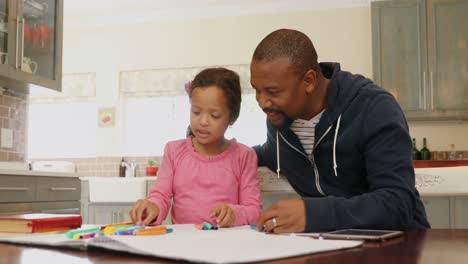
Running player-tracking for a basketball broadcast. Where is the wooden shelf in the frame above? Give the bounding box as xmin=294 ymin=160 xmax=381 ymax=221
xmin=414 ymin=160 xmax=468 ymax=168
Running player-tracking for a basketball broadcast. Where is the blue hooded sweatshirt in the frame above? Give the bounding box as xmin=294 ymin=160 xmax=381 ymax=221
xmin=254 ymin=63 xmax=430 ymax=232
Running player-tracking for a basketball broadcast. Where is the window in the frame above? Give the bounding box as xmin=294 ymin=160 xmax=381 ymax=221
xmin=122 ymin=95 xmax=190 ymax=156
xmin=225 ymin=93 xmax=266 ymax=148
xmin=122 ymin=93 xmax=266 ymax=156
xmin=28 ymin=101 xmax=97 ymax=158
xmin=27 ymin=73 xmax=97 ymax=158
xmin=120 ymin=65 xmax=266 ymax=156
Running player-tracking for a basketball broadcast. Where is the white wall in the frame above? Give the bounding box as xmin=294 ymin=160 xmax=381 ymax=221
xmin=62 ymin=7 xmax=467 ymax=156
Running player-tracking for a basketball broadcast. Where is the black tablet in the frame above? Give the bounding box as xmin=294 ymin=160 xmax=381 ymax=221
xmin=321 ymin=229 xmax=403 ymax=241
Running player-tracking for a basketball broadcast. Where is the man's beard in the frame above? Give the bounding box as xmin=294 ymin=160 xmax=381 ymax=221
xmin=263 ymin=108 xmax=294 ymax=128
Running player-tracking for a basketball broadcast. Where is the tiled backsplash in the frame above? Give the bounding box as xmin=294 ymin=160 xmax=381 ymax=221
xmin=31 ymin=156 xmax=162 ymax=177
xmin=31 ymin=151 xmax=467 ymax=177
xmin=0 ymin=90 xmax=27 ymax=162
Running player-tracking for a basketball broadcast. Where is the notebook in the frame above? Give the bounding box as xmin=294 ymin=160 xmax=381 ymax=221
xmin=0 ymin=213 xmax=82 ymax=233
xmin=0 ymin=225 xmax=362 ymax=263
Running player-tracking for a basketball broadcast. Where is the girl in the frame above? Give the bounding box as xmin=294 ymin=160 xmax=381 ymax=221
xmin=130 ymin=68 xmax=261 ymax=227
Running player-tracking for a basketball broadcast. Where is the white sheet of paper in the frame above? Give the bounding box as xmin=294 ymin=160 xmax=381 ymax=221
xmin=0 ymin=233 xmax=87 ymax=249
xmin=96 ymin=225 xmax=362 ymax=263
xmin=0 ymin=225 xmax=362 ymax=263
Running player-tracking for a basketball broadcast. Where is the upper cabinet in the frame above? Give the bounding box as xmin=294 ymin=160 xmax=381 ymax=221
xmin=372 ymin=0 xmax=468 ymax=121
xmin=0 ymin=0 xmax=62 ymax=92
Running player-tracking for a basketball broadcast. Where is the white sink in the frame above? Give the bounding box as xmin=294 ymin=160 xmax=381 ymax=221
xmin=83 ymin=177 xmax=150 ymax=203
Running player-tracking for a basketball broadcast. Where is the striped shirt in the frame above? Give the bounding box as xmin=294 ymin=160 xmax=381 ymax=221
xmin=290 ymin=110 xmax=324 ymax=156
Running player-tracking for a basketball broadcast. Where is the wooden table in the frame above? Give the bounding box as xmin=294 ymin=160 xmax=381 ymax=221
xmin=0 ymin=229 xmax=467 ymax=264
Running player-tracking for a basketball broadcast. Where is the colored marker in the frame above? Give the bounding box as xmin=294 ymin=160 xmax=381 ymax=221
xmin=196 ymin=222 xmax=218 ymax=230
xmin=100 ymin=221 xmax=134 ymax=230
xmin=103 ymin=225 xmax=133 ymax=236
xmin=113 ymin=226 xmax=144 ymax=235
xmin=135 ymin=226 xmax=172 ymax=236
xmin=66 ymin=227 xmax=101 ymax=239
xmin=250 ymin=224 xmax=266 ymax=232
xmin=79 ymin=232 xmax=97 ymax=239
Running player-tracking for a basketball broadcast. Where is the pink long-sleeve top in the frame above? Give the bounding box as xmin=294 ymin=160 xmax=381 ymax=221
xmin=147 ymin=137 xmax=262 ymax=226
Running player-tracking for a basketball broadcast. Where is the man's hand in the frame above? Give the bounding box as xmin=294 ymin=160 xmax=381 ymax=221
xmin=129 ymin=199 xmax=160 ymax=226
xmin=257 ymin=199 xmax=306 ymax=234
xmin=210 ymin=205 xmax=236 ymax=227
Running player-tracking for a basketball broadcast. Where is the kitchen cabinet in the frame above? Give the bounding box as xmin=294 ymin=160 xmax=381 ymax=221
xmin=421 ymin=196 xmax=468 ymax=228
xmin=453 ymin=196 xmax=468 ymax=228
xmin=372 ymin=0 xmax=468 ymax=120
xmin=421 ymin=196 xmax=451 ymax=228
xmin=0 ymin=0 xmax=63 ymax=92
xmin=0 ymin=175 xmax=81 ymax=215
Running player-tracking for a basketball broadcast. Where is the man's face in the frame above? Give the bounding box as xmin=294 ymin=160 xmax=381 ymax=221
xmin=250 ymin=57 xmax=307 ymax=127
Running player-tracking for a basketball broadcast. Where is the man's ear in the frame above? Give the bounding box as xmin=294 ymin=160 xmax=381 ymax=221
xmin=303 ymin=69 xmax=318 ymax=94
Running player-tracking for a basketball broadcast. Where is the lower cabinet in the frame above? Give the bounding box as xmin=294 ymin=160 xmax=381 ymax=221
xmin=421 ymin=196 xmax=451 ymax=228
xmin=453 ymin=197 xmax=468 ymax=229
xmin=37 ymin=201 xmax=81 ymax=215
xmin=421 ymin=196 xmax=468 ymax=228
xmin=0 ymin=203 xmax=35 ymax=215
xmin=0 ymin=175 xmax=81 ymax=216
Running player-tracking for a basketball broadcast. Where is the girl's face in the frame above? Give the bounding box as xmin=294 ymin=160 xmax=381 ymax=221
xmin=190 ymin=85 xmax=231 ymax=148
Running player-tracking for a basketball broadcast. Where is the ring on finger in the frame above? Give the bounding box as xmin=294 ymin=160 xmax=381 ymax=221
xmin=272 ymin=217 xmax=278 ymax=227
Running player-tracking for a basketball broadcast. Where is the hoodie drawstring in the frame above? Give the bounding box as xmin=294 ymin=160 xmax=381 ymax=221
xmin=333 ymin=114 xmax=342 ymax=177
xmin=276 ymin=131 xmax=280 ymax=178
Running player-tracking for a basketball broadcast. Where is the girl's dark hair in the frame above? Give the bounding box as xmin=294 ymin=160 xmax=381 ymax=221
xmin=189 ymin=68 xmax=241 ymax=124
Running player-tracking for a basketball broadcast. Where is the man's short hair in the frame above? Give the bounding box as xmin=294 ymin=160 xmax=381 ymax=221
xmin=252 ymin=29 xmax=320 ymax=77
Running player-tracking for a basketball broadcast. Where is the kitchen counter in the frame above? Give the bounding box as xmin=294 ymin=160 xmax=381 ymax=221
xmin=0 ymin=168 xmax=82 ymax=178
xmin=79 ymin=176 xmax=157 ymax=181
xmin=415 ymin=166 xmax=468 ymax=196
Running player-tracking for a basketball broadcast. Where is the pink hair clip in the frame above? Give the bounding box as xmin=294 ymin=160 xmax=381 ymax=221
xmin=184 ymin=81 xmax=192 ymax=94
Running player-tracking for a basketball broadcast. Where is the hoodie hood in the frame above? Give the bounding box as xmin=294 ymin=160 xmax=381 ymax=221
xmin=320 ymin=62 xmax=373 ymax=126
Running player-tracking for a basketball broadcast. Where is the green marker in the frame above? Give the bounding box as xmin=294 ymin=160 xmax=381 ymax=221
xmin=66 ymin=227 xmax=101 ymax=239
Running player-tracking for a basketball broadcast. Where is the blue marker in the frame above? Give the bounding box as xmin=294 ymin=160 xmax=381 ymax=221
xmin=250 ymin=224 xmax=266 ymax=232
xmin=113 ymin=226 xmax=144 ymax=235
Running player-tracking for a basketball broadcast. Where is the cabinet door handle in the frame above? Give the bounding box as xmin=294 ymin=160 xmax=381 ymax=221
xmin=422 ymin=71 xmax=427 ymax=110
xmin=49 ymin=187 xmax=77 ymax=191
xmin=15 ymin=16 xmax=19 ymax=68
xmin=430 ymin=72 xmax=434 ymax=111
xmin=21 ymin=18 xmax=25 ymax=70
xmin=0 ymin=187 xmax=29 ymax=191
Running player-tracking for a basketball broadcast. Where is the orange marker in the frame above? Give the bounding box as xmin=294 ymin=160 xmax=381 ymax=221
xmin=135 ymin=226 xmax=173 ymax=236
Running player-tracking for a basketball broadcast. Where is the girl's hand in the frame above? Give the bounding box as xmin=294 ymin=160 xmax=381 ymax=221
xmin=129 ymin=199 xmax=160 ymax=226
xmin=210 ymin=205 xmax=236 ymax=227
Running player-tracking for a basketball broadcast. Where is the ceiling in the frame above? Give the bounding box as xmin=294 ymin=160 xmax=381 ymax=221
xmin=64 ymin=0 xmax=373 ymax=27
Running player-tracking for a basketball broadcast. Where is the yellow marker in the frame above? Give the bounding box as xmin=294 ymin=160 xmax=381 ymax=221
xmin=103 ymin=225 xmax=132 ymax=236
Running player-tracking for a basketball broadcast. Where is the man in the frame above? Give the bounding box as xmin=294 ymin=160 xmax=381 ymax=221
xmin=251 ymin=29 xmax=430 ymax=233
